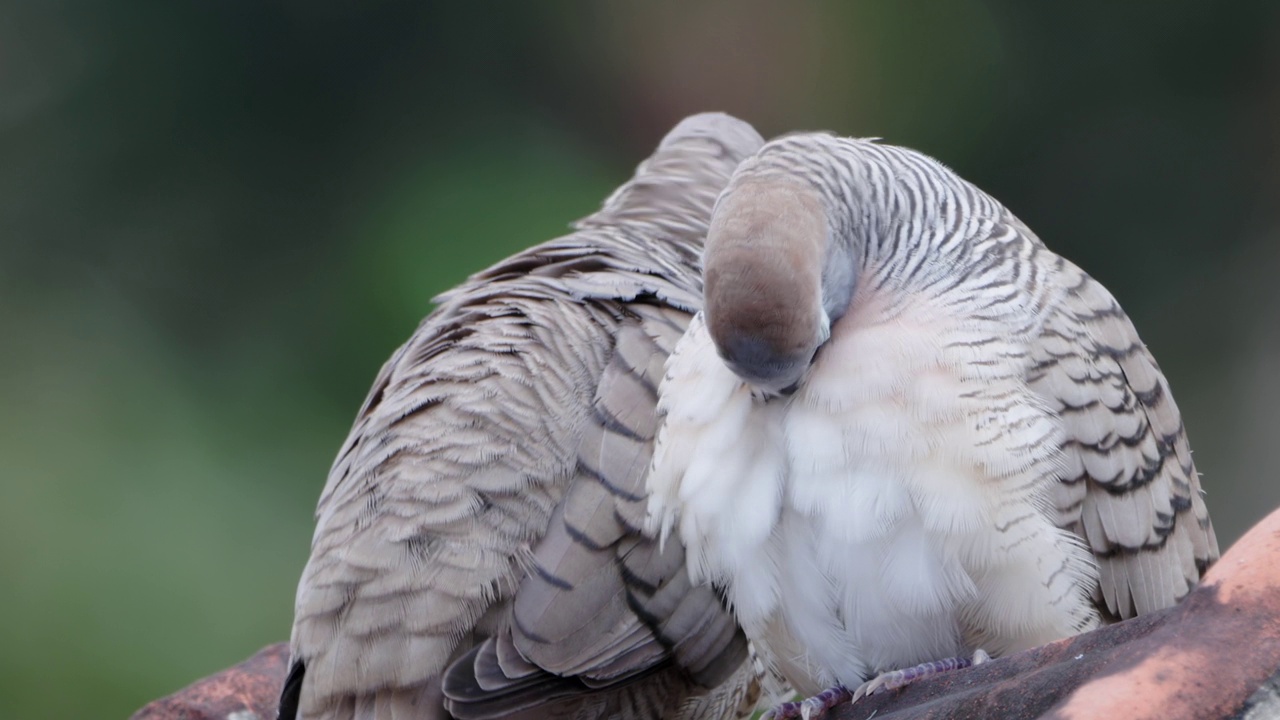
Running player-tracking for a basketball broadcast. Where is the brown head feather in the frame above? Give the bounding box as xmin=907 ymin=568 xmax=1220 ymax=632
xmin=703 ymin=178 xmax=830 ymax=392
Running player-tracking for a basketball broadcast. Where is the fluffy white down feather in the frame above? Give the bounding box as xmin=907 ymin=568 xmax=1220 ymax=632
xmin=647 ymin=273 xmax=1100 ymax=695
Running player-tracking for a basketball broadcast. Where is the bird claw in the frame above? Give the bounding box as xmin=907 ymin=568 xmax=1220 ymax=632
xmin=851 ymin=649 xmax=992 ymax=702
xmin=762 ymin=650 xmax=990 ymax=718
xmin=849 ymin=674 xmax=887 ymax=704
xmin=761 ymin=685 xmax=852 ymax=720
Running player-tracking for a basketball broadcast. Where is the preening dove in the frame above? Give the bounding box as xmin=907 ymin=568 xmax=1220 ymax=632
xmin=646 ymin=132 xmax=1220 ymax=718
xmin=280 ymin=113 xmax=767 ymax=720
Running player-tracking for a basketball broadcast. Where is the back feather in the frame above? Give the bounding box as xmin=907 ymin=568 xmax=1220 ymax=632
xmin=283 ymin=113 xmax=765 ymax=720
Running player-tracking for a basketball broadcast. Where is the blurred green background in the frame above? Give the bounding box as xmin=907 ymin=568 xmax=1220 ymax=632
xmin=3 ymin=2 xmax=1279 ymax=717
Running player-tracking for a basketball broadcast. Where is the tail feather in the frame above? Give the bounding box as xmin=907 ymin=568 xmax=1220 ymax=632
xmin=278 ymin=660 xmax=305 ymax=720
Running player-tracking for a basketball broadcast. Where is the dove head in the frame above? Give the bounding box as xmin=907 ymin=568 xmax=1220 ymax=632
xmin=703 ymin=176 xmax=855 ymax=395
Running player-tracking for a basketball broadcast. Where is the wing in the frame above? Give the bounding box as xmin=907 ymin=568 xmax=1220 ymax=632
xmin=1028 ymin=252 xmax=1220 ymax=621
xmin=282 ymin=112 xmax=766 ymax=720
xmin=441 ymin=304 xmax=755 ymax=720
xmin=288 ymin=297 xmax=611 ymax=719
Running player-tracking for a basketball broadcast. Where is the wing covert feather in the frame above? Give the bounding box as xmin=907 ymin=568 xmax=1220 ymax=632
xmin=442 ymin=305 xmax=750 ymax=719
xmin=284 ymin=113 xmax=765 ymax=720
xmin=1029 ymin=254 xmax=1219 ymax=621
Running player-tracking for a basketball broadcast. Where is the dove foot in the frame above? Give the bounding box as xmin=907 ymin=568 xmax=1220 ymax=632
xmin=759 ymin=649 xmax=990 ymax=719
xmin=760 ymin=685 xmax=851 ymax=720
xmin=849 ymin=648 xmax=991 ymax=702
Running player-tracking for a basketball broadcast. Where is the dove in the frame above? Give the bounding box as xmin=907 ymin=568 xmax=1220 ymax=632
xmin=646 ymin=131 xmax=1220 ymax=718
xmin=279 ymin=112 xmax=768 ymax=720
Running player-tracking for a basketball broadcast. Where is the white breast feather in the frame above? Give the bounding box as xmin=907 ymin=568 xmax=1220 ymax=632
xmin=647 ymin=313 xmax=788 ymax=627
xmin=649 ymin=279 xmax=1101 ymax=692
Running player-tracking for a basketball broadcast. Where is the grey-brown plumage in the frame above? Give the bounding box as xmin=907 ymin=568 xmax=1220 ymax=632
xmin=281 ymin=113 xmax=766 ymax=720
xmin=647 ymin=132 xmax=1221 ymax=704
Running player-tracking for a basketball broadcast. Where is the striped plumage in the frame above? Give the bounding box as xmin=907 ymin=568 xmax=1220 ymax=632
xmin=280 ymin=113 xmax=767 ymax=720
xmin=646 ymin=132 xmax=1219 ymax=701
